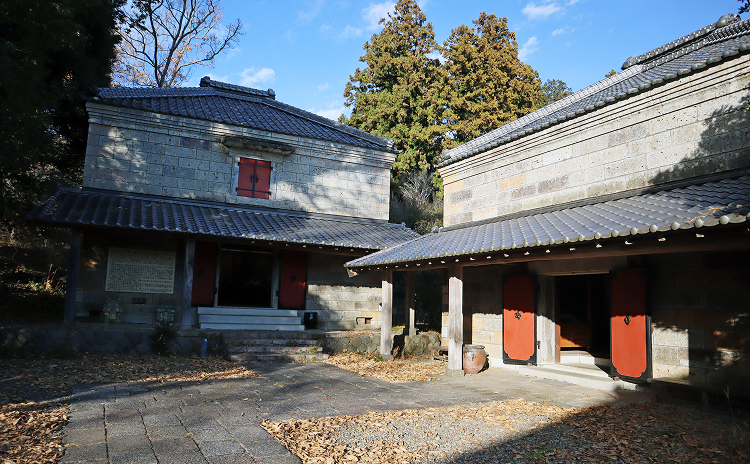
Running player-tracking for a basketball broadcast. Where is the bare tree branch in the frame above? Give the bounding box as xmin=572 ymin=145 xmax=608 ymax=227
xmin=113 ymin=0 xmax=241 ymax=87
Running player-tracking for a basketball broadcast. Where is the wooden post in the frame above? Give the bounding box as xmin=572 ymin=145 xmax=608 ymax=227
xmin=405 ymin=271 xmax=416 ymax=336
xmin=63 ymin=229 xmax=82 ymax=328
xmin=447 ymin=264 xmax=464 ymax=376
xmin=181 ymin=238 xmax=196 ymax=328
xmin=380 ymin=269 xmax=393 ymax=360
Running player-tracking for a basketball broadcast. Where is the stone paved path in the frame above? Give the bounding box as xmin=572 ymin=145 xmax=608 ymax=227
xmin=60 ymin=363 xmax=649 ymax=464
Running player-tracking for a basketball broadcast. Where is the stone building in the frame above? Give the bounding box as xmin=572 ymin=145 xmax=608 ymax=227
xmin=347 ymin=14 xmax=750 ymax=391
xmin=28 ymin=77 xmax=417 ymax=330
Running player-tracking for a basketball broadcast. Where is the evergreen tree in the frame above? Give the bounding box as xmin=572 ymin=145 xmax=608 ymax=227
xmin=0 ymin=0 xmax=123 ymax=228
xmin=533 ymin=78 xmax=573 ymax=110
xmin=342 ymin=0 xmax=444 ymax=173
xmin=440 ymin=12 xmax=541 ymax=149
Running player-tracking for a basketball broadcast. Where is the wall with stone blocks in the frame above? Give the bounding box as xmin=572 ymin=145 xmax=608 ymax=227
xmin=76 ymin=231 xmax=186 ymax=325
xmin=646 ymin=250 xmax=750 ymax=390
xmin=305 ymin=252 xmax=383 ymax=330
xmin=441 ymin=55 xmax=750 ymax=227
xmin=82 ymin=104 xmax=392 ymax=220
xmin=440 ymin=265 xmax=517 ymax=361
xmin=321 ymin=331 xmax=441 ymax=356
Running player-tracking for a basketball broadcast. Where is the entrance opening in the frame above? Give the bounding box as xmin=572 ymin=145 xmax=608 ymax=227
xmin=217 ymin=247 xmax=274 ymax=307
xmin=557 ymin=274 xmax=609 ymax=357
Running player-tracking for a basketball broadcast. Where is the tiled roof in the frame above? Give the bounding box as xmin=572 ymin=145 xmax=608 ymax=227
xmin=439 ymin=14 xmax=750 ymax=168
xmin=27 ymin=188 xmax=418 ymax=250
xmin=90 ymin=77 xmax=396 ymax=152
xmin=345 ymin=173 xmax=750 ymax=268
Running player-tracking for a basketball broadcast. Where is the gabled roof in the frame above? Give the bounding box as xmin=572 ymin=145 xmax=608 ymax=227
xmin=90 ymin=77 xmax=396 ymax=153
xmin=439 ymin=14 xmax=750 ymax=168
xmin=27 ymin=188 xmax=419 ymax=251
xmin=346 ymin=172 xmax=750 ymax=269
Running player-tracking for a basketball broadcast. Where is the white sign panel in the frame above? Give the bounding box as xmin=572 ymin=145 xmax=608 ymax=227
xmin=105 ymin=248 xmax=176 ymax=294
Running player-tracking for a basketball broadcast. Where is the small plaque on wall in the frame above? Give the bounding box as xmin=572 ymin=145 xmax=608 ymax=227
xmin=105 ymin=248 xmax=176 ymax=294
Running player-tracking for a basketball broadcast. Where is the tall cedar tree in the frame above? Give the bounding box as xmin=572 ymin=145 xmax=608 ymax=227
xmin=440 ymin=13 xmax=541 ymax=150
xmin=0 ymin=0 xmax=123 ymax=228
xmin=342 ymin=0 xmax=443 ymax=174
xmin=533 ymin=78 xmax=573 ymax=110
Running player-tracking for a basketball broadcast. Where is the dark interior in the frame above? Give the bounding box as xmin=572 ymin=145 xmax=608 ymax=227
xmin=217 ymin=249 xmax=274 ymax=307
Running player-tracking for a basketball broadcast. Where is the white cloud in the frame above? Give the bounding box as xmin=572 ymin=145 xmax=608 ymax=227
xmin=340 ymin=24 xmax=363 ymax=39
xmin=297 ymin=0 xmax=325 ymax=22
xmin=239 ymin=67 xmax=276 ymax=86
xmin=566 ymin=0 xmax=579 ymax=5
xmin=552 ymin=26 xmax=573 ymax=35
xmin=362 ymin=2 xmax=395 ymax=30
xmin=313 ymin=107 xmax=347 ymax=120
xmin=318 ymin=82 xmax=329 ymax=91
xmin=204 ymin=72 xmax=230 ymax=83
xmin=426 ymin=50 xmax=445 ymax=64
xmin=518 ymin=36 xmax=539 ymax=61
xmin=522 ymin=2 xmax=562 ymax=20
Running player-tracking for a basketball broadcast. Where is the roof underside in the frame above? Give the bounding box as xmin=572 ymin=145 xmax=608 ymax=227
xmin=90 ymin=78 xmax=395 ymax=153
xmin=439 ymin=15 xmax=750 ymax=167
xmin=346 ymin=173 xmax=750 ymax=268
xmin=27 ymin=188 xmax=419 ymax=250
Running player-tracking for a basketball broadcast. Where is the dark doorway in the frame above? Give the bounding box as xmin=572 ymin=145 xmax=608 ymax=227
xmin=217 ymin=248 xmax=274 ymax=307
xmin=557 ymin=274 xmax=609 ymax=356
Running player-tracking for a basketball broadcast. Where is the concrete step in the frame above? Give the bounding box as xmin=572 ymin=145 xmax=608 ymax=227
xmin=197 ymin=307 xmax=299 ymax=317
xmin=501 ymin=363 xmax=639 ymax=391
xmin=222 ymin=330 xmax=323 ymax=341
xmin=559 ymin=351 xmax=611 ymax=367
xmin=228 ymin=338 xmax=319 ymax=347
xmin=200 ymin=314 xmax=302 ymax=325
xmin=229 ymin=352 xmax=330 ymax=363
xmin=199 ymin=323 xmax=306 ymax=331
xmin=228 ymin=345 xmax=322 ymax=354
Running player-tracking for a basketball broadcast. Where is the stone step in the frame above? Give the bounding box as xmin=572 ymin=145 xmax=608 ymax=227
xmin=228 ymin=352 xmax=330 ymax=363
xmin=227 ymin=338 xmax=319 ymax=347
xmin=227 ymin=345 xmax=322 ymax=354
xmin=222 ymin=330 xmax=323 ymax=341
xmin=501 ymin=364 xmax=640 ymax=391
xmin=199 ymin=323 xmax=306 ymax=331
xmin=199 ymin=315 xmax=302 ymax=325
xmin=197 ymin=307 xmax=299 ymax=317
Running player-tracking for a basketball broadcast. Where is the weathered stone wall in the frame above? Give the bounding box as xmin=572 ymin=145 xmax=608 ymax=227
xmin=82 ymin=104 xmax=392 ymax=220
xmin=0 ymin=325 xmax=210 ymax=356
xmin=320 ymin=331 xmax=441 ymax=356
xmin=647 ymin=251 xmax=750 ymax=390
xmin=441 ymin=55 xmax=750 ymax=227
xmin=76 ymin=230 xmax=186 ymax=324
xmin=440 ymin=265 xmax=517 ymax=361
xmin=305 ymin=253 xmax=383 ymax=330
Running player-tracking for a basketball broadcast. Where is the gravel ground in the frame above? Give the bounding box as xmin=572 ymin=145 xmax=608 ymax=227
xmin=264 ymin=398 xmax=747 ymax=464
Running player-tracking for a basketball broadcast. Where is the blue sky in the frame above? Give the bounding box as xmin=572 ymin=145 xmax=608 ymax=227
xmin=198 ymin=0 xmax=742 ymax=120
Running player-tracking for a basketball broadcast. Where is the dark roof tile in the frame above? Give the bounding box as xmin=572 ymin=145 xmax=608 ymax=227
xmin=91 ymin=77 xmax=396 ymax=152
xmin=346 ymin=173 xmax=750 ymax=268
xmin=28 ymin=188 xmax=418 ymax=250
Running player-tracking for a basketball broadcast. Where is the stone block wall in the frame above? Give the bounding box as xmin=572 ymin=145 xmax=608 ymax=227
xmin=320 ymin=331 xmax=441 ymax=356
xmin=440 ymin=265 xmax=513 ymax=361
xmin=82 ymin=104 xmax=392 ymax=220
xmin=441 ymin=55 xmax=750 ymax=227
xmin=647 ymin=250 xmax=750 ymax=390
xmin=76 ymin=231 xmax=186 ymax=324
xmin=305 ymin=253 xmax=382 ymax=330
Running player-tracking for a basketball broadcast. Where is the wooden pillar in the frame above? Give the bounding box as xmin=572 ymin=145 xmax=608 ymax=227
xmin=181 ymin=238 xmax=196 ymax=328
xmin=447 ymin=264 xmax=464 ymax=376
xmin=63 ymin=229 xmax=82 ymax=327
xmin=380 ymin=269 xmax=393 ymax=360
xmin=405 ymin=271 xmax=416 ymax=336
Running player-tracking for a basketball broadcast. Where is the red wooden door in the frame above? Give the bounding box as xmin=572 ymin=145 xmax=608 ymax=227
xmin=610 ymin=270 xmax=650 ymax=381
xmin=503 ymin=275 xmax=536 ymax=364
xmin=279 ymin=250 xmax=306 ymax=309
xmin=191 ymin=241 xmax=217 ymax=306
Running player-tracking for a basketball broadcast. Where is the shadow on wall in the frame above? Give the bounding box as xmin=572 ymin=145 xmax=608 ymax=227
xmin=646 ymin=97 xmax=750 ymax=390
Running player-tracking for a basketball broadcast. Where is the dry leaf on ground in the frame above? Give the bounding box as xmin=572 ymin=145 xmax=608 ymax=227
xmin=324 ymin=353 xmax=445 ymax=382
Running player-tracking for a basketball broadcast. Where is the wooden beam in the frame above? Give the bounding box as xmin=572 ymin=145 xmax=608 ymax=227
xmin=447 ymin=264 xmax=464 ymax=376
xmin=63 ymin=229 xmax=82 ymax=327
xmin=380 ymin=269 xmax=393 ymax=360
xmin=405 ymin=271 xmax=416 ymax=336
xmin=181 ymin=239 xmax=196 ymax=328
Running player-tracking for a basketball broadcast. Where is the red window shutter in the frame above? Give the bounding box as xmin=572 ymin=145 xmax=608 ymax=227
xmin=237 ymin=158 xmax=272 ymax=199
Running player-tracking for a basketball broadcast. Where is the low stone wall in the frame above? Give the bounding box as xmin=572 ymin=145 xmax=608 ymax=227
xmin=0 ymin=324 xmax=218 ymax=357
xmin=320 ymin=331 xmax=441 ymax=356
xmin=0 ymin=325 xmax=441 ymax=358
